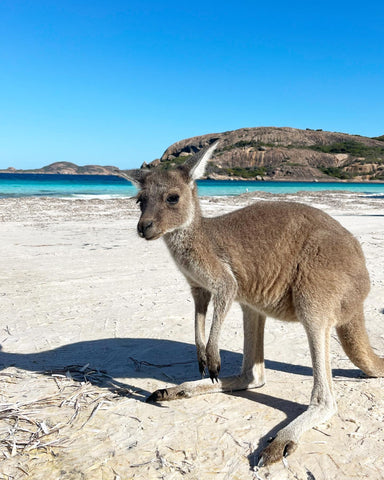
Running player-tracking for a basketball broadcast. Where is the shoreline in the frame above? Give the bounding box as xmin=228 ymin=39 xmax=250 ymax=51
xmin=205 ymin=174 xmax=384 ymax=183
xmin=2 ymin=170 xmax=384 ymax=184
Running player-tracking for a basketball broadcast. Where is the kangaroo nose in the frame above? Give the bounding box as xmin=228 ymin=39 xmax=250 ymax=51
xmin=138 ymin=220 xmax=153 ymax=237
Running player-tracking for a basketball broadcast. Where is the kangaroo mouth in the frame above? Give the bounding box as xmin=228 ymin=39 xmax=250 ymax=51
xmin=143 ymin=232 xmax=162 ymax=241
xmin=137 ymin=221 xmax=163 ymax=240
xmin=138 ymin=229 xmax=163 ymax=241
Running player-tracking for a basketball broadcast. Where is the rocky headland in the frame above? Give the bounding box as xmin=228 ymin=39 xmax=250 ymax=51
xmin=154 ymin=127 xmax=384 ymax=182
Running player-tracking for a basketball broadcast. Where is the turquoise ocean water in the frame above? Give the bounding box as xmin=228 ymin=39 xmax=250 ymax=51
xmin=1 ymin=173 xmax=384 ymax=198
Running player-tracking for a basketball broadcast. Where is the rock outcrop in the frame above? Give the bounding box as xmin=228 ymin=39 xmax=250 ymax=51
xmin=158 ymin=127 xmax=384 ymax=181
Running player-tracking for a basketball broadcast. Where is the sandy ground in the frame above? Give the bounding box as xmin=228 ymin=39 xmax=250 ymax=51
xmin=0 ymin=191 xmax=384 ymax=480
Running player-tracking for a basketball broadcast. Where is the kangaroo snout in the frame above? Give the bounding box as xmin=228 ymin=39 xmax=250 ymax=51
xmin=137 ymin=219 xmax=159 ymax=240
xmin=137 ymin=219 xmax=153 ymax=237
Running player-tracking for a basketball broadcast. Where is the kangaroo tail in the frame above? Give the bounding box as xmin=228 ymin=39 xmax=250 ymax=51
xmin=336 ymin=312 xmax=384 ymax=377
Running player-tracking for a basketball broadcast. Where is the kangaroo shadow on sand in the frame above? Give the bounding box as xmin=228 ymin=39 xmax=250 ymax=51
xmin=0 ymin=337 xmax=362 ymax=398
xmin=1 ymin=337 xmax=363 ymax=466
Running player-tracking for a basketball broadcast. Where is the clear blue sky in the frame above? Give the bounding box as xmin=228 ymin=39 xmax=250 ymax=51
xmin=1 ymin=1 xmax=383 ymax=169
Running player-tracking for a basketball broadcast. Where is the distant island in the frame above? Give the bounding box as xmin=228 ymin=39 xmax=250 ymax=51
xmin=2 ymin=127 xmax=384 ymax=182
xmin=0 ymin=162 xmax=122 ymax=177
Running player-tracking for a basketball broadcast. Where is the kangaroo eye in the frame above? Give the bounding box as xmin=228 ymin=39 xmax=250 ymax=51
xmin=166 ymin=194 xmax=180 ymax=205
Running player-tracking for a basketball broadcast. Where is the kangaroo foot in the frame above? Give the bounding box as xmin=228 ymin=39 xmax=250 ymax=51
xmin=257 ymin=437 xmax=297 ymax=467
xmin=146 ymin=386 xmax=192 ymax=403
xmin=146 ymin=373 xmax=265 ymax=403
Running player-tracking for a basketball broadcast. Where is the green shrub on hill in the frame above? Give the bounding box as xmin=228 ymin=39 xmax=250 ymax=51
xmin=309 ymin=140 xmax=384 ymax=159
xmin=372 ymin=171 xmax=384 ymax=180
xmin=219 ymin=140 xmax=274 ymax=152
xmin=222 ymin=166 xmax=267 ymax=178
xmin=318 ymin=167 xmax=353 ymax=179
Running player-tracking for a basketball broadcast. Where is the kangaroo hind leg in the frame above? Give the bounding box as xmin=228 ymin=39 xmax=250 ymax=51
xmin=258 ymin=317 xmax=336 ymax=466
xmin=241 ymin=305 xmax=266 ymax=387
xmin=146 ymin=304 xmax=266 ymax=402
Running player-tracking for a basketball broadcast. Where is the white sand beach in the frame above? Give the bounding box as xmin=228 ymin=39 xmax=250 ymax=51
xmin=1 ymin=192 xmax=384 ymax=480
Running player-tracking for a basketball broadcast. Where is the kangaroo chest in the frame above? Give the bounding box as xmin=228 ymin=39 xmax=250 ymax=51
xmin=164 ymin=230 xmax=226 ymax=291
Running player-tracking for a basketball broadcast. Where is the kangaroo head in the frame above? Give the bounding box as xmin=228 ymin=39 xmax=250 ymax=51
xmin=124 ymin=141 xmax=219 ymax=240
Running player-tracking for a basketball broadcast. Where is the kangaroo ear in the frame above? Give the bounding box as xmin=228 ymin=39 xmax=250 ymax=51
xmin=119 ymin=169 xmax=150 ymax=188
xmin=183 ymin=140 xmax=220 ymax=180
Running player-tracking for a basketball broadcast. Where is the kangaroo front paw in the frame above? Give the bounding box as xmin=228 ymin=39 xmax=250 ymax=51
xmin=258 ymin=437 xmax=297 ymax=467
xmin=196 ymin=346 xmax=207 ymax=377
xmin=206 ymin=346 xmax=221 ymax=383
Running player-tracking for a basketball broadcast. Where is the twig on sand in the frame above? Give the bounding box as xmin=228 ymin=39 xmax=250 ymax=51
xmin=129 ymin=356 xmax=195 ymax=370
xmin=313 ymin=426 xmax=331 ymax=437
xmin=80 ymin=401 xmax=104 ymax=429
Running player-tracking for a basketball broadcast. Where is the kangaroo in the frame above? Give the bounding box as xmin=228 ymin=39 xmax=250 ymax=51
xmin=123 ymin=142 xmax=384 ymax=466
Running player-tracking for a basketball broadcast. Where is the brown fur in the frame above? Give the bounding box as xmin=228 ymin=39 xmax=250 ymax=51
xmin=123 ymin=143 xmax=384 ymax=466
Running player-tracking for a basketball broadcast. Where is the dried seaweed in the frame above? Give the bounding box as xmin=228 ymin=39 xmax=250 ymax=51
xmin=0 ymin=366 xmax=124 ymax=460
